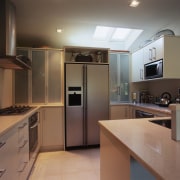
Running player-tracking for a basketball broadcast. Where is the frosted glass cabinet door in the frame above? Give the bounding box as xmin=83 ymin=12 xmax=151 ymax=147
xmin=47 ymin=50 xmax=62 ymax=103
xmin=15 ymin=49 xmax=29 ymax=104
xmin=32 ymin=50 xmax=46 ymax=103
xmin=109 ymin=53 xmax=129 ymax=102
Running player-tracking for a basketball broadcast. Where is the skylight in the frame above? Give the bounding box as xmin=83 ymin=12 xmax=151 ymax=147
xmin=111 ymin=28 xmax=131 ymax=41
xmin=93 ymin=26 xmax=143 ymax=49
xmin=93 ymin=26 xmax=113 ymax=40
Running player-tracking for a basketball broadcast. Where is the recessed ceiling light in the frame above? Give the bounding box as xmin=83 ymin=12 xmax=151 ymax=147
xmin=56 ymin=28 xmax=63 ymax=33
xmin=129 ymin=0 xmax=140 ymax=7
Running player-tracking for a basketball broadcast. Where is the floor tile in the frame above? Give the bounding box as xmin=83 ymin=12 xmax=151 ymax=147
xmin=29 ymin=148 xmax=100 ymax=180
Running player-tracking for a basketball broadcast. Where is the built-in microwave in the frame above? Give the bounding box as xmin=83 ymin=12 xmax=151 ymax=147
xmin=144 ymin=59 xmax=163 ymax=79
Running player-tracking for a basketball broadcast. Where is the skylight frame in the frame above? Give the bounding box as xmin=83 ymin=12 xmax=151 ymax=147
xmin=93 ymin=25 xmax=143 ymax=49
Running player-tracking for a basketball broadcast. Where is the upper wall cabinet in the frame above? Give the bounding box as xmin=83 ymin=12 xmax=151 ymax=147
xmin=15 ymin=48 xmax=64 ymax=104
xmin=131 ymin=48 xmax=144 ymax=82
xmin=64 ymin=46 xmax=109 ymax=64
xmin=143 ymin=37 xmax=163 ymax=64
xmin=131 ymin=35 xmax=180 ymax=82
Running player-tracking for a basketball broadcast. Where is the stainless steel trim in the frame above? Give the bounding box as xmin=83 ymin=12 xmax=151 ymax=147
xmin=30 ymin=121 xmax=39 ymax=129
xmin=83 ymin=64 xmax=87 ymax=145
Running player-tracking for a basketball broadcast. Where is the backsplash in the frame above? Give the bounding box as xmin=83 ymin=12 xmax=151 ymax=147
xmin=0 ymin=69 xmax=13 ymax=108
xmin=130 ymin=79 xmax=180 ymax=103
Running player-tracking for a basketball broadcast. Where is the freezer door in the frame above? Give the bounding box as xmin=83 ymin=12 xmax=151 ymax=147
xmin=66 ymin=107 xmax=84 ymax=147
xmin=86 ymin=64 xmax=109 ymax=145
xmin=65 ymin=63 xmax=84 ymax=147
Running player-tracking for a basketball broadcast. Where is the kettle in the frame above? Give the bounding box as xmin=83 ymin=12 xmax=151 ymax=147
xmin=159 ymin=92 xmax=171 ymax=106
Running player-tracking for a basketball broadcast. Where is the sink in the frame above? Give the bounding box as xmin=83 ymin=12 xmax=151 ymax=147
xmin=149 ymin=119 xmax=171 ymax=129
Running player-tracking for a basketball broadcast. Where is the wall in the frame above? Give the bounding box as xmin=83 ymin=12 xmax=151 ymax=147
xmin=130 ymin=79 xmax=180 ymax=103
xmin=0 ymin=69 xmax=13 ymax=108
xmin=148 ymin=79 xmax=180 ymax=100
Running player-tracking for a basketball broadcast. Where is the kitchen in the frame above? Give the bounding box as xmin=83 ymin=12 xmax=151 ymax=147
xmin=1 ymin=0 xmax=180 ymax=179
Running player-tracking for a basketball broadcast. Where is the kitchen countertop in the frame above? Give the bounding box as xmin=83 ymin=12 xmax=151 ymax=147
xmin=110 ymin=102 xmax=172 ymax=115
xmin=0 ymin=104 xmax=64 ymax=137
xmin=0 ymin=106 xmax=40 ymax=136
xmin=99 ymin=117 xmax=180 ymax=179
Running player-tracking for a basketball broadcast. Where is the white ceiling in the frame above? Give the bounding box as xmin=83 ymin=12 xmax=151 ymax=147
xmin=11 ymin=0 xmax=180 ymax=51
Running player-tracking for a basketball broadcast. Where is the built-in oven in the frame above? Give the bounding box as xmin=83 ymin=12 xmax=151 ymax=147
xmin=29 ymin=112 xmax=39 ymax=160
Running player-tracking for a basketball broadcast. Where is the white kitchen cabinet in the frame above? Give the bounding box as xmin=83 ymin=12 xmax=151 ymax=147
xmin=132 ymin=36 xmax=180 ymax=80
xmin=110 ymin=105 xmax=130 ymax=120
xmin=0 ymin=127 xmax=18 ymax=180
xmin=17 ymin=118 xmax=29 ymax=180
xmin=162 ymin=36 xmax=180 ymax=78
xmin=0 ymin=118 xmax=31 ymax=180
xmin=131 ymin=48 xmax=144 ymax=82
xmin=143 ymin=37 xmax=163 ymax=64
xmin=40 ymin=106 xmax=64 ymax=151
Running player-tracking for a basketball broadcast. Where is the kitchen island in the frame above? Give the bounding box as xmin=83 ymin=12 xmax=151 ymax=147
xmin=99 ymin=117 xmax=180 ymax=180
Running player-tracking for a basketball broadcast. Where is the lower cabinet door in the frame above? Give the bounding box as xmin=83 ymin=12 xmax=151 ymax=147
xmin=41 ymin=107 xmax=64 ymax=150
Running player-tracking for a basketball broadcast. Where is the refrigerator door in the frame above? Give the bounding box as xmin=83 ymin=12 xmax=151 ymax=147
xmin=65 ymin=63 xmax=84 ymax=147
xmin=86 ymin=64 xmax=109 ymax=145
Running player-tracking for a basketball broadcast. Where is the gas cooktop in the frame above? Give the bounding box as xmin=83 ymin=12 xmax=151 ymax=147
xmin=0 ymin=105 xmax=34 ymax=115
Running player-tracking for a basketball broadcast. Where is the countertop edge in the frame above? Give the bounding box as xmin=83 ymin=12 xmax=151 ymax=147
xmin=99 ymin=117 xmax=180 ymax=180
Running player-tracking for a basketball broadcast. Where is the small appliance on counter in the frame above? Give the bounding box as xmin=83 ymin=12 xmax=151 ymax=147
xmin=139 ymin=90 xmax=152 ymax=103
xmin=132 ymin=92 xmax=137 ymax=103
xmin=155 ymin=92 xmax=172 ymax=107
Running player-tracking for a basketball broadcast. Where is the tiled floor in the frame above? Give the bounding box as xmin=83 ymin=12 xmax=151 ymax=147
xmin=29 ymin=148 xmax=100 ymax=180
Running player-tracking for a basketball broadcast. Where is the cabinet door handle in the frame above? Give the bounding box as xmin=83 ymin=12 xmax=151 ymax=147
xmin=0 ymin=142 xmax=6 ymax=149
xmin=152 ymin=47 xmax=156 ymax=60
xmin=149 ymin=49 xmax=152 ymax=61
xmin=117 ymin=86 xmax=121 ymax=96
xmin=140 ymin=69 xmax=143 ymax=80
xmin=0 ymin=169 xmax=6 ymax=178
xmin=18 ymin=122 xmax=27 ymax=129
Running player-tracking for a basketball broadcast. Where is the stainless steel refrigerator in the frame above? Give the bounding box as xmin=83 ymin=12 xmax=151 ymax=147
xmin=65 ymin=63 xmax=109 ymax=150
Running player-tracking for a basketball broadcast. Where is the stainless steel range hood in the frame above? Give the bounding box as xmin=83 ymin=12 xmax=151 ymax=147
xmin=0 ymin=0 xmax=31 ymax=70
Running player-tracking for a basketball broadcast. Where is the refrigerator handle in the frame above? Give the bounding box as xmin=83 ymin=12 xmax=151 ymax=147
xmin=83 ymin=64 xmax=87 ymax=145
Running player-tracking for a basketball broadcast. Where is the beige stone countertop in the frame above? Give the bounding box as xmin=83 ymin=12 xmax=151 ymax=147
xmin=99 ymin=117 xmax=180 ymax=180
xmin=110 ymin=102 xmax=172 ymax=115
xmin=0 ymin=106 xmax=40 ymax=137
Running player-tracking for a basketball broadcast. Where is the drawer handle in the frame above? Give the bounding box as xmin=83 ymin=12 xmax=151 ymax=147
xmin=18 ymin=123 xmax=27 ymax=129
xmin=0 ymin=142 xmax=6 ymax=149
xmin=18 ymin=162 xmax=28 ymax=172
xmin=19 ymin=140 xmax=28 ymax=149
xmin=0 ymin=169 xmax=6 ymax=178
